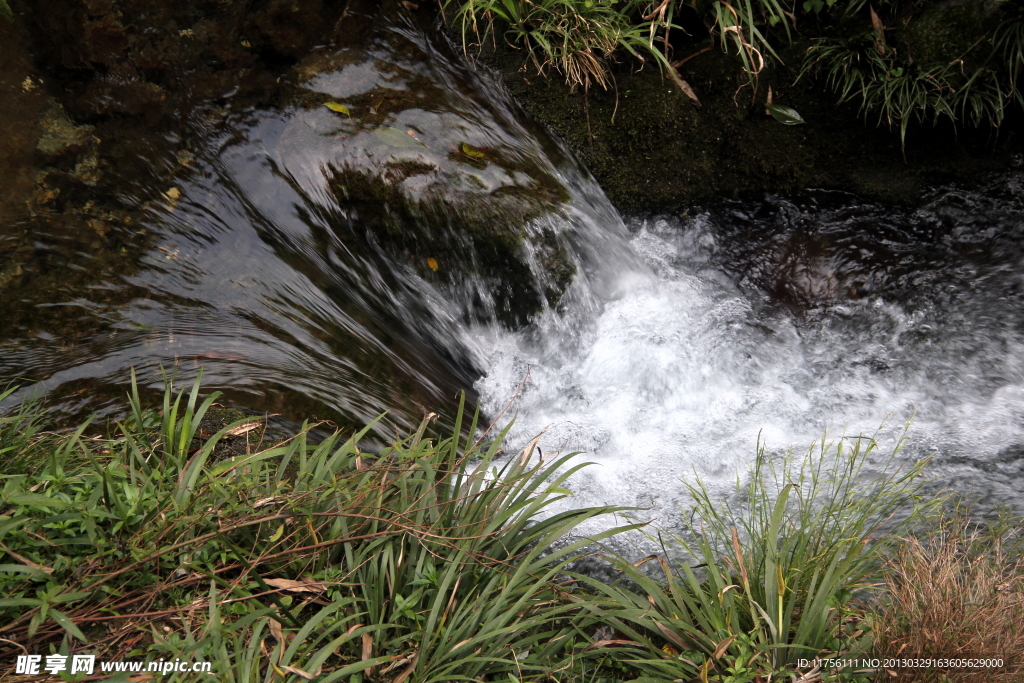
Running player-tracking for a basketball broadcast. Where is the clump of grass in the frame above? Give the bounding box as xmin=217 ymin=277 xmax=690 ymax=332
xmin=802 ymin=32 xmax=1011 ymax=146
xmin=993 ymin=11 xmax=1024 ymax=107
xmin=871 ymin=507 xmax=1024 ymax=682
xmin=444 ymin=0 xmax=680 ymax=90
xmin=0 ymin=384 xmax=47 ymax=476
xmin=0 ymin=372 xmax=632 ymax=681
xmin=577 ymin=430 xmax=934 ymax=681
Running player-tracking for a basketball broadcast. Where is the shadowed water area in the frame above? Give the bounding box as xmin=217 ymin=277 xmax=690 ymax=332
xmin=2 ymin=6 xmax=1024 ymax=537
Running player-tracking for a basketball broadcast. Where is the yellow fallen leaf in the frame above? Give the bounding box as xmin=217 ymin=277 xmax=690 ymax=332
xmin=426 ymin=257 xmax=438 ymax=271
xmin=324 ymin=101 xmax=350 ymax=116
xmin=164 ymin=187 xmax=181 ymax=201
xmin=460 ymin=141 xmax=486 ymax=158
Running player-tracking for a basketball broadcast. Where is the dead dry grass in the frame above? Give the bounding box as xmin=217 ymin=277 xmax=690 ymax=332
xmin=872 ymin=511 xmax=1024 ymax=682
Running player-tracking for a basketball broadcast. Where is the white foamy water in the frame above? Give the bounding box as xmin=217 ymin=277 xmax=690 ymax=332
xmin=469 ymin=187 xmax=1024 ymax=540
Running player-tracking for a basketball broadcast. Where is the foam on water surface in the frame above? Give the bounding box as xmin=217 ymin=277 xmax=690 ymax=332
xmin=470 ymin=186 xmax=1024 ymax=541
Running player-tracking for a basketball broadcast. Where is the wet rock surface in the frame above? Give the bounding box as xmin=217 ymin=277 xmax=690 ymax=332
xmin=273 ymin=1 xmax=584 ymax=325
xmin=0 ymin=0 xmax=592 ymax=428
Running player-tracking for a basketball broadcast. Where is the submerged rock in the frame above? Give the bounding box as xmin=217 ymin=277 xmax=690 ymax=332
xmin=36 ymin=101 xmax=96 ymax=161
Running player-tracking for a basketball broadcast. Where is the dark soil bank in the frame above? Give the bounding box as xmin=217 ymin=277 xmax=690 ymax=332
xmin=472 ymin=29 xmax=1024 ymax=211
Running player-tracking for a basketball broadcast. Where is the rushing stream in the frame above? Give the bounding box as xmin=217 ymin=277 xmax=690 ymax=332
xmin=473 ymin=182 xmax=1024 ymax=537
xmin=2 ymin=8 xmax=1024 ymax=534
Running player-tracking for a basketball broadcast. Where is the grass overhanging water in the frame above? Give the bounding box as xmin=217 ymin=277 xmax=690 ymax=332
xmin=0 ymin=375 xmax=1021 ymax=682
xmin=443 ymin=0 xmax=1024 ymax=141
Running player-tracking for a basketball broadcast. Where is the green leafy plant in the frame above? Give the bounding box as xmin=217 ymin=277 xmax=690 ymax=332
xmin=0 ymin=373 xmax=634 ymax=681
xmin=0 ymin=0 xmax=11 ymax=21
xmin=993 ymin=10 xmax=1024 ymax=107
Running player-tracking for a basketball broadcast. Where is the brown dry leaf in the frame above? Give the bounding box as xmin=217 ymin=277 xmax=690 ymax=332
xmin=280 ymin=665 xmax=321 ymax=680
xmin=792 ymin=664 xmax=822 ymax=683
xmin=712 ymin=634 xmax=736 ymax=660
xmin=253 ymin=496 xmax=286 ymax=509
xmin=269 ymin=618 xmax=284 ymax=643
xmin=583 ymin=639 xmax=643 ymax=650
xmin=667 ymin=67 xmax=701 ymax=106
xmin=226 ymin=422 xmax=261 ymax=437
xmin=655 ymin=622 xmax=691 ymax=650
xmin=264 ymin=577 xmax=327 ymax=593
xmin=869 ymin=6 xmax=886 ymax=54
xmin=633 ymin=555 xmax=659 ymax=568
xmin=379 ymin=655 xmax=413 ymax=676
xmin=361 ymin=632 xmax=373 ymax=661
xmin=448 ymin=638 xmax=472 ymax=654
xmin=399 ymin=0 xmax=419 ymax=8
xmin=516 ymin=434 xmax=543 ymax=468
xmin=127 ymin=675 xmax=156 ymax=683
xmin=333 ymin=623 xmax=363 ymax=657
xmin=361 ymin=631 xmax=376 ymax=675
xmin=0 ymin=543 xmax=54 ymax=575
xmin=392 ymin=653 xmax=419 ymax=683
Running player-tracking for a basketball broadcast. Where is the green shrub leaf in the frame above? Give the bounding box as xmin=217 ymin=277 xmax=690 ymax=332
xmin=766 ymin=104 xmax=806 ymax=125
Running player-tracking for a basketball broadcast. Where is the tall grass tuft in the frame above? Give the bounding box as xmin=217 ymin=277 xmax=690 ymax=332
xmin=0 ymin=384 xmax=46 ymax=476
xmin=802 ymin=33 xmax=1010 ymax=147
xmin=577 ymin=431 xmax=933 ymax=680
xmin=871 ymin=507 xmax=1024 ymax=682
xmin=444 ymin=0 xmax=681 ymax=90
